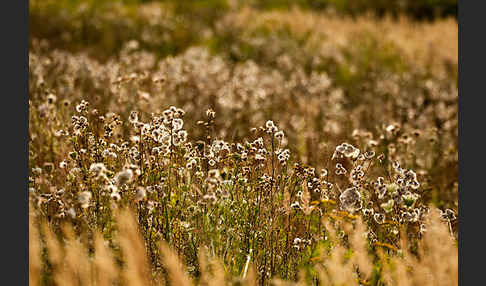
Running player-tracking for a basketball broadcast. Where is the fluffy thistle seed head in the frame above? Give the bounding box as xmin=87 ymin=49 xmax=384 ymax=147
xmin=89 ymin=163 xmax=107 ymax=178
xmin=129 ymin=111 xmax=139 ymax=124
xmin=115 ymin=169 xmax=134 ymax=186
xmin=265 ymin=120 xmax=278 ymax=133
xmin=440 ymin=209 xmax=456 ymax=221
xmin=334 ymin=142 xmax=360 ymax=159
xmin=78 ymin=191 xmax=92 ymax=208
xmin=339 ymin=187 xmax=362 ymax=213
xmin=374 ymin=213 xmax=385 ymax=224
xmin=135 ymin=187 xmax=146 ymax=202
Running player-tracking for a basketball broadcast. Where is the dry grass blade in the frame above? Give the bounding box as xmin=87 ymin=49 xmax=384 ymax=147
xmin=159 ymin=242 xmax=194 ymax=286
xmin=117 ymin=208 xmax=152 ymax=286
xmin=29 ymin=213 xmax=41 ymax=286
xmin=93 ymin=231 xmax=119 ymax=285
xmin=301 ymin=181 xmax=311 ymax=216
xmin=348 ymin=218 xmax=373 ymax=279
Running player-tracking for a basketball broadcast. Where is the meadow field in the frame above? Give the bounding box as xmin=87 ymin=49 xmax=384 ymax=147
xmin=29 ymin=1 xmax=458 ymax=285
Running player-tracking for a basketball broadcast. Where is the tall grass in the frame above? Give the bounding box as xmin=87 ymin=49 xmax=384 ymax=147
xmin=29 ymin=2 xmax=457 ymax=285
xmin=30 ymin=206 xmax=457 ymax=285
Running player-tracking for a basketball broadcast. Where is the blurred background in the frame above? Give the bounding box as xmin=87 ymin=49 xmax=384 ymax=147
xmin=30 ymin=0 xmax=457 ymax=61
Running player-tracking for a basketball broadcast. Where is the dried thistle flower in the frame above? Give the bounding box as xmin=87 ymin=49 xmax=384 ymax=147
xmin=374 ymin=213 xmax=385 ymax=224
xmin=339 ymin=187 xmax=362 ymax=213
xmin=78 ymin=191 xmax=92 ymax=209
xmin=115 ymin=169 xmax=134 ymax=186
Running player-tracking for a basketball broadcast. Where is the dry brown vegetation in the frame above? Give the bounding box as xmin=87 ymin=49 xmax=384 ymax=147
xmin=30 ymin=207 xmax=457 ymax=286
xmin=29 ymin=1 xmax=457 ymax=285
